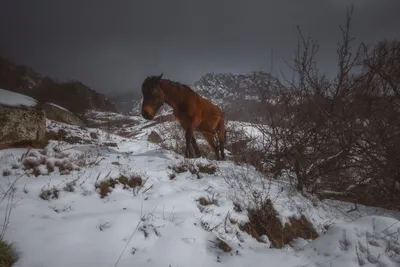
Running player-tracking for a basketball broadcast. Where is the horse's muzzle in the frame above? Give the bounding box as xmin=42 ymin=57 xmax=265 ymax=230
xmin=142 ymin=110 xmax=154 ymax=120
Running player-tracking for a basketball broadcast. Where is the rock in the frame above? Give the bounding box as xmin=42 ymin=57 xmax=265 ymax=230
xmin=147 ymin=131 xmax=162 ymax=143
xmin=103 ymin=142 xmax=118 ymax=147
xmin=90 ymin=132 xmax=98 ymax=139
xmin=0 ymin=105 xmax=46 ymax=149
xmin=42 ymin=102 xmax=85 ymax=126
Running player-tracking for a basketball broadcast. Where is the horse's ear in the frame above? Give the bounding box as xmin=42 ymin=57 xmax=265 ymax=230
xmin=158 ymin=73 xmax=163 ymax=81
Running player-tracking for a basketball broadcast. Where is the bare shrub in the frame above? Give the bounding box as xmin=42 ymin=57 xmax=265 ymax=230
xmin=248 ymin=6 xmax=400 ymax=209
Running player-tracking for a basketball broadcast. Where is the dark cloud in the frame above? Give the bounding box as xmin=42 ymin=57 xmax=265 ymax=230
xmin=0 ymin=0 xmax=399 ymax=94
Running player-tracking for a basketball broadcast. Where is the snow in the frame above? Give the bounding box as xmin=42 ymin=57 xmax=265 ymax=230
xmin=298 ymin=216 xmax=400 ymax=267
xmin=0 ymin=88 xmax=38 ymax=107
xmin=47 ymin=102 xmax=71 ymax=113
xmin=0 ymin=118 xmax=399 ymax=267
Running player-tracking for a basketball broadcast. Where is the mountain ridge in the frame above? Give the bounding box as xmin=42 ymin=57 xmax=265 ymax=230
xmin=0 ymin=57 xmax=116 ymax=114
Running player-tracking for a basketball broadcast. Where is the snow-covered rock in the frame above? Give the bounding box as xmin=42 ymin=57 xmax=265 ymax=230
xmin=0 ymin=88 xmax=38 ymax=107
xmin=42 ymin=102 xmax=84 ymax=126
xmin=0 ymin=88 xmax=46 ymax=148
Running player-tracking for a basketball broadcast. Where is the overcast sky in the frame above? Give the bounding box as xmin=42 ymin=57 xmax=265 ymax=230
xmin=0 ymin=0 xmax=399 ymax=94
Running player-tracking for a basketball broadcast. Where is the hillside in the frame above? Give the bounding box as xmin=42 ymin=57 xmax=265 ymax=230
xmin=0 ymin=57 xmax=116 ymax=114
xmin=107 ymin=90 xmax=142 ymax=115
xmin=131 ymin=71 xmax=282 ymax=122
xmin=1 ymin=110 xmax=399 ymax=267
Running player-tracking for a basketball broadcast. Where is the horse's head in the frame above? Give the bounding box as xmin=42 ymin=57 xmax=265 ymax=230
xmin=141 ymin=73 xmax=164 ymax=120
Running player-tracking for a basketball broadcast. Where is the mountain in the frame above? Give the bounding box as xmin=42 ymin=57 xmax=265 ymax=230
xmin=131 ymin=71 xmax=282 ymax=121
xmin=192 ymin=71 xmax=282 ymax=120
xmin=0 ymin=57 xmax=116 ymax=114
xmin=107 ymin=90 xmax=141 ymax=114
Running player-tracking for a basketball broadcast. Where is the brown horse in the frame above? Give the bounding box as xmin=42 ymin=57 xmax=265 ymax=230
xmin=140 ymin=73 xmax=226 ymax=160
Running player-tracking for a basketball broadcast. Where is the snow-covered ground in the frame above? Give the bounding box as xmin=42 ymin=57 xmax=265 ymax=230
xmin=0 ymin=118 xmax=399 ymax=267
xmin=0 ymin=88 xmax=38 ymax=107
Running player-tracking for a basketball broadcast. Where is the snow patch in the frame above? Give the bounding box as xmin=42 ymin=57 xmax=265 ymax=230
xmin=0 ymin=88 xmax=38 ymax=107
xmin=46 ymin=102 xmax=71 ymax=113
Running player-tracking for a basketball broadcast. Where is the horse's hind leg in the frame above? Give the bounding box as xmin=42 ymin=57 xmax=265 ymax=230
xmin=217 ymin=120 xmax=226 ymax=160
xmin=202 ymin=132 xmax=220 ymax=160
xmin=191 ymin=136 xmax=201 ymax=158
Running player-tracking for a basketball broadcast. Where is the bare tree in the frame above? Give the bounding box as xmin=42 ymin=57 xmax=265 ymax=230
xmin=247 ymin=6 xmax=400 ymax=209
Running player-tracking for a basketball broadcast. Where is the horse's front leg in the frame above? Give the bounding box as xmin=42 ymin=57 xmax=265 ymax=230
xmin=185 ymin=128 xmax=194 ymax=158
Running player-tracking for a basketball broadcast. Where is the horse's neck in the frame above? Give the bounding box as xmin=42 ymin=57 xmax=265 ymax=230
xmin=160 ymin=80 xmax=181 ymax=110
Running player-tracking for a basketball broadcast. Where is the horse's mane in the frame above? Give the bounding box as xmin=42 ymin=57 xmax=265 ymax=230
xmin=162 ymin=78 xmax=197 ymax=94
xmin=143 ymin=75 xmax=197 ymax=95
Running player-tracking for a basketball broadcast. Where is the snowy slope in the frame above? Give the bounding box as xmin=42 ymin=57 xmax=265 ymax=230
xmin=0 ymin=88 xmax=38 ymax=107
xmin=0 ymin=118 xmax=399 ymax=267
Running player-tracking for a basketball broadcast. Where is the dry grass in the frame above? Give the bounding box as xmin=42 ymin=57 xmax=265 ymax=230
xmin=169 ymin=161 xmax=197 ymax=174
xmin=169 ymin=160 xmax=218 ymax=177
xmin=239 ymin=199 xmax=318 ymax=248
xmin=45 ymin=129 xmax=89 ymax=145
xmin=18 ymin=148 xmax=83 ymax=177
xmin=95 ymin=174 xmax=143 ymax=198
xmin=198 ymin=197 xmax=212 ymax=206
xmin=117 ymin=174 xmax=143 ymax=189
xmin=216 ymin=238 xmax=232 ymax=252
xmin=196 ymin=162 xmax=218 ymax=175
xmin=39 ymin=186 xmax=60 ymax=201
xmin=198 ymin=194 xmax=219 ymax=206
xmin=0 ymin=239 xmax=18 ymax=267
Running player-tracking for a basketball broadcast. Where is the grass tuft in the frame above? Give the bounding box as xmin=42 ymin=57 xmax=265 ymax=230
xmin=0 ymin=239 xmax=18 ymax=267
xmin=239 ymin=199 xmax=318 ymax=248
xmin=95 ymin=174 xmax=144 ymax=198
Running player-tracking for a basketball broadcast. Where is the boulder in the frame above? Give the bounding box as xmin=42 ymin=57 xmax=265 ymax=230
xmin=0 ymin=88 xmax=47 ymax=149
xmin=42 ymin=102 xmax=84 ymax=126
xmin=0 ymin=105 xmax=46 ymax=149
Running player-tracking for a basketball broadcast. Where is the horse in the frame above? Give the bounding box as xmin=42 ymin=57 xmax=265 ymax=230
xmin=140 ymin=73 xmax=226 ymax=161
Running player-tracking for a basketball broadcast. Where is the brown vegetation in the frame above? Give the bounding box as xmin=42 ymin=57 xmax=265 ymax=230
xmin=216 ymin=238 xmax=232 ymax=252
xmin=169 ymin=160 xmax=218 ymax=177
xmin=239 ymin=199 xmax=318 ymax=248
xmin=95 ymin=175 xmax=143 ymax=198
